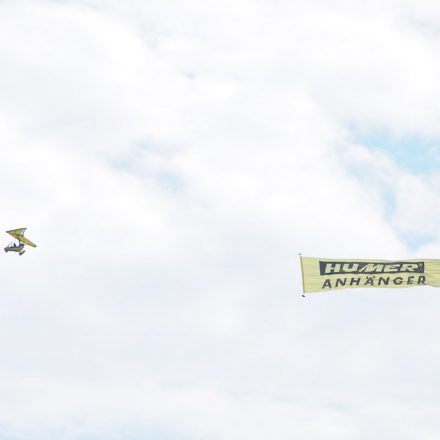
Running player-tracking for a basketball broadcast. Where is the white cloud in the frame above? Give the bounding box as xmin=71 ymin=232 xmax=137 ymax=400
xmin=1 ymin=0 xmax=440 ymax=438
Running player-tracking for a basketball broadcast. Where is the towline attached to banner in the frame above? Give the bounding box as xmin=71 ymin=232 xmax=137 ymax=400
xmin=300 ymin=257 xmax=440 ymax=293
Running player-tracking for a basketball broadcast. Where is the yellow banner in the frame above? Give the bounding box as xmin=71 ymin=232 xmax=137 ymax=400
xmin=300 ymin=257 xmax=440 ymax=293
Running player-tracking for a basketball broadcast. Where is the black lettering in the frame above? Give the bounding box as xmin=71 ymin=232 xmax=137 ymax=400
xmin=335 ymin=278 xmax=347 ymax=287
xmin=407 ymin=276 xmax=414 ymax=285
xmin=322 ymin=279 xmax=332 ymax=289
xmin=393 ymin=277 xmax=403 ymax=285
xmin=378 ymin=277 xmax=390 ymax=285
xmin=365 ymin=277 xmax=375 ymax=286
xmin=350 ymin=277 xmax=361 ymax=286
xmin=418 ymin=276 xmax=426 ymax=285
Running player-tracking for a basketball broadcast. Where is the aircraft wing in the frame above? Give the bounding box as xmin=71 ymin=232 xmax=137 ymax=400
xmin=17 ymin=235 xmax=36 ymax=247
xmin=7 ymin=228 xmax=26 ymax=239
xmin=6 ymin=228 xmax=36 ymax=247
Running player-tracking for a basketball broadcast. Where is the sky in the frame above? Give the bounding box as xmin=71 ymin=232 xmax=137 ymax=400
xmin=2 ymin=0 xmax=440 ymax=438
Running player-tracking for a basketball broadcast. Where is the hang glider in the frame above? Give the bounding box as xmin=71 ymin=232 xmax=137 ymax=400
xmin=4 ymin=228 xmax=37 ymax=255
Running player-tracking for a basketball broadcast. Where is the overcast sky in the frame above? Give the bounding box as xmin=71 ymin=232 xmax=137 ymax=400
xmin=2 ymin=0 xmax=440 ymax=439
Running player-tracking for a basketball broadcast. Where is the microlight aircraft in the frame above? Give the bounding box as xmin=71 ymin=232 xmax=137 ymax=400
xmin=4 ymin=228 xmax=37 ymax=255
